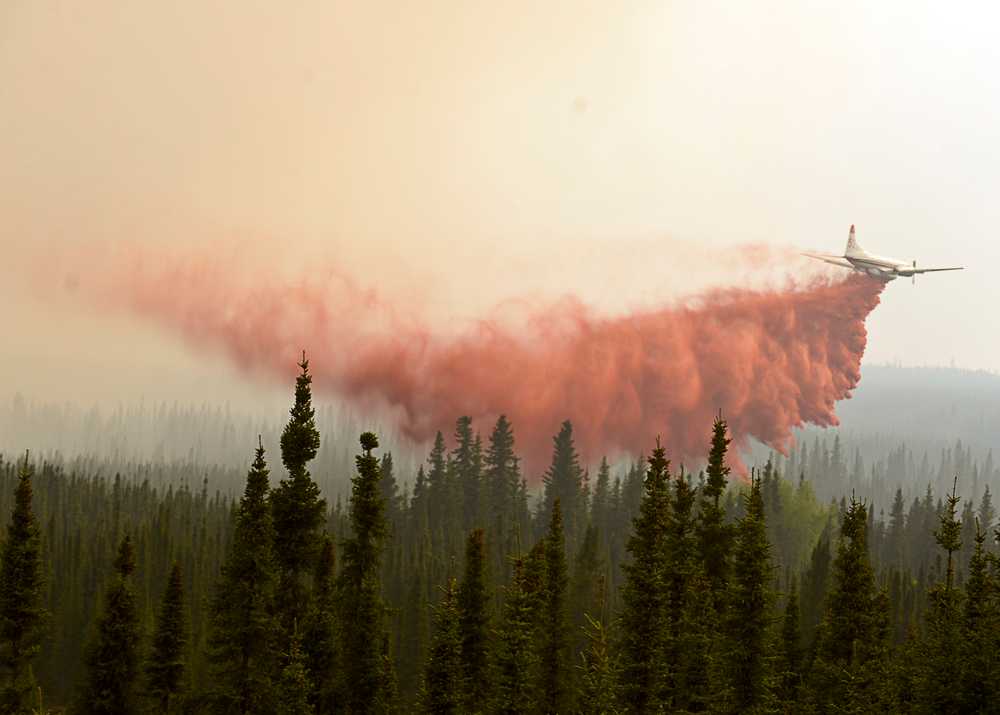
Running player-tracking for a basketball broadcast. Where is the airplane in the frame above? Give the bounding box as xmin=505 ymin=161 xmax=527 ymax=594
xmin=804 ymin=225 xmax=964 ymax=283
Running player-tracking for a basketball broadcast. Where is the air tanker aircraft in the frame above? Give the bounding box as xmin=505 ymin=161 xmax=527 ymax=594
xmin=805 ymin=225 xmax=964 ymax=282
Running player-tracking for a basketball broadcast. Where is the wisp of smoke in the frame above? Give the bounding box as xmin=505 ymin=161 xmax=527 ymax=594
xmin=84 ymin=244 xmax=884 ymax=475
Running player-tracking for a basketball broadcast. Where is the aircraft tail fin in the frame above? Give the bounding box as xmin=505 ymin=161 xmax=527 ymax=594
xmin=845 ymin=224 xmax=863 ymax=256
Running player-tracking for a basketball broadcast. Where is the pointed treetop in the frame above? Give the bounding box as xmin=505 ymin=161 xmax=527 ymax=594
xmin=280 ymin=354 xmax=321 ymax=475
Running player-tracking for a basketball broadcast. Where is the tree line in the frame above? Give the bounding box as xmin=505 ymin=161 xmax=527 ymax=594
xmin=1 ymin=359 xmax=999 ymax=712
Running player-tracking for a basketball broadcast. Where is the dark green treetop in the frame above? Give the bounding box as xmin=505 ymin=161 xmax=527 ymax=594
xmin=208 ymin=440 xmax=280 ymax=714
xmin=77 ymin=535 xmax=142 ymax=715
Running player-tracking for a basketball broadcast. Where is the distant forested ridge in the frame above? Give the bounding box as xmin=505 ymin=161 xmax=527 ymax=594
xmin=1 ymin=362 xmax=1000 ymax=712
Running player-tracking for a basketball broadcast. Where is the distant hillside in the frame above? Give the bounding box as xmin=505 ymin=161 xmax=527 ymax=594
xmin=826 ymin=364 xmax=1000 ymax=453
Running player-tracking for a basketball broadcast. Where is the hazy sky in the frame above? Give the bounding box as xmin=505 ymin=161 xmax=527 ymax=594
xmin=3 ymin=1 xmax=997 ymax=410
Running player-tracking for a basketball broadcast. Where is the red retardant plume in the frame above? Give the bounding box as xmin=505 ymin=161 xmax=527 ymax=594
xmin=95 ymin=248 xmax=885 ymax=475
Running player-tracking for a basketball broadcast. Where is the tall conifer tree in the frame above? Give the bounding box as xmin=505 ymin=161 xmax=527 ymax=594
xmin=618 ymin=441 xmax=671 ymax=712
xmin=303 ymin=536 xmax=337 ymax=712
xmin=452 ymin=417 xmax=481 ymax=531
xmin=540 ymin=421 xmax=584 ymax=546
xmin=727 ymin=471 xmax=774 ymax=711
xmin=808 ymin=497 xmax=890 ymax=711
xmin=208 ymin=440 xmax=280 ymax=714
xmin=145 ymin=562 xmax=186 ymax=714
xmin=338 ymin=432 xmax=394 ymax=713
xmin=698 ymin=415 xmax=733 ymax=607
xmin=0 ymin=453 xmax=46 ymax=713
xmin=918 ymin=476 xmax=964 ymax=712
xmin=271 ymin=355 xmax=326 ymax=632
xmin=420 ymin=578 xmax=462 ymax=714
xmin=78 ymin=535 xmax=142 ymax=715
xmin=275 ymin=630 xmax=314 ymax=715
xmin=779 ymin=578 xmax=802 ymax=702
xmin=576 ymin=613 xmax=619 ymax=715
xmin=492 ymin=558 xmax=538 ymax=714
xmin=485 ymin=416 xmax=522 ymax=580
xmin=457 ymin=529 xmax=490 ymax=711
xmin=538 ymin=499 xmax=572 ymax=713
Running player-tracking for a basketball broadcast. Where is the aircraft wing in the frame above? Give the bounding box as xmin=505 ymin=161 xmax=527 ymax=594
xmin=802 ymin=252 xmax=853 ymax=269
xmin=911 ymin=266 xmax=964 ymax=274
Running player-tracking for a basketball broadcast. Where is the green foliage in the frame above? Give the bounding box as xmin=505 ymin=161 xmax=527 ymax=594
xmin=208 ymin=441 xmax=280 ymax=714
xmin=275 ymin=631 xmax=314 ymax=715
xmin=145 ymin=562 xmax=186 ymax=714
xmin=420 ymin=578 xmax=463 ymax=714
xmin=540 ymin=421 xmax=584 ymax=545
xmin=0 ymin=454 xmax=46 ymax=714
xmin=15 ymin=399 xmax=1000 ymax=712
xmin=492 ymin=558 xmax=538 ymax=714
xmin=338 ymin=432 xmax=394 ymax=714
xmin=915 ymin=477 xmax=965 ymax=713
xmin=808 ymin=497 xmax=890 ymax=711
xmin=457 ymin=529 xmax=491 ymax=711
xmin=959 ymin=523 xmax=997 ymax=712
xmin=698 ymin=416 xmax=733 ymax=605
xmin=779 ymin=578 xmax=802 ymax=702
xmin=302 ymin=536 xmax=337 ymax=713
xmin=272 ymin=356 xmax=326 ymax=633
xmin=538 ymin=499 xmax=572 ymax=713
xmin=576 ymin=614 xmax=619 ymax=715
xmin=726 ymin=472 xmax=774 ymax=711
xmin=77 ymin=535 xmax=142 ymax=715
xmin=617 ymin=442 xmax=671 ymax=712
xmin=279 ymin=354 xmax=322 ymax=475
xmin=485 ymin=416 xmax=523 ymax=582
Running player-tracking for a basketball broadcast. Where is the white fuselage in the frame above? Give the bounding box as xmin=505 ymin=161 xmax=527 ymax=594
xmin=845 ymin=251 xmax=912 ymax=281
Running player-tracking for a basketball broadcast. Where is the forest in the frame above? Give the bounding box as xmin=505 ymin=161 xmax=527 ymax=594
xmin=1 ymin=358 xmax=999 ymax=714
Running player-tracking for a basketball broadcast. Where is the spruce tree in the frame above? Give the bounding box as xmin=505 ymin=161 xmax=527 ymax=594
xmin=145 ymin=562 xmax=186 ymax=714
xmin=420 ymin=578 xmax=462 ymax=714
xmin=618 ymin=441 xmax=671 ymax=712
xmin=271 ymin=355 xmax=326 ymax=632
xmin=452 ymin=417 xmax=482 ymax=531
xmin=779 ymin=577 xmax=802 ymax=702
xmin=492 ymin=557 xmax=538 ymax=714
xmin=538 ymin=499 xmax=572 ymax=713
xmin=208 ymin=440 xmax=280 ymax=714
xmin=808 ymin=497 xmax=890 ymax=711
xmin=485 ymin=415 xmax=521 ymax=575
xmin=78 ymin=535 xmax=142 ymax=715
xmin=664 ymin=465 xmax=708 ymax=711
xmin=425 ymin=432 xmax=449 ymax=537
xmin=338 ymin=432 xmax=394 ymax=713
xmin=0 ymin=453 xmax=46 ymax=713
xmin=302 ymin=536 xmax=337 ymax=712
xmin=918 ymin=476 xmax=964 ymax=713
xmin=457 ymin=529 xmax=490 ymax=711
xmin=959 ymin=522 xmax=996 ymax=712
xmin=275 ymin=630 xmax=314 ymax=715
xmin=590 ymin=458 xmax=612 ymax=544
xmin=576 ymin=614 xmax=620 ymax=715
xmin=569 ymin=524 xmax=604 ymax=657
xmin=379 ymin=453 xmax=402 ymax=531
xmin=540 ymin=421 xmax=584 ymax=546
xmin=698 ymin=415 xmax=733 ymax=607
xmin=726 ymin=471 xmax=774 ymax=711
